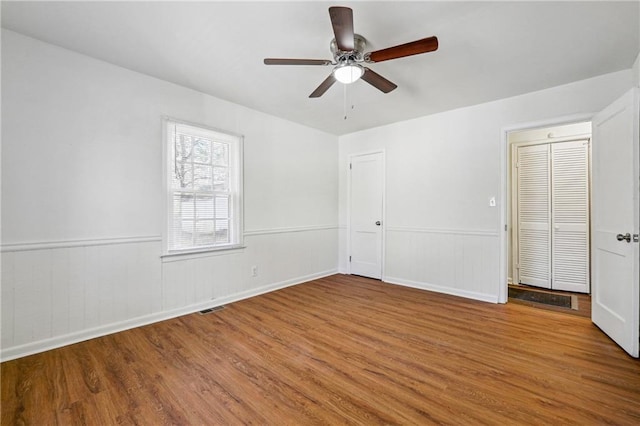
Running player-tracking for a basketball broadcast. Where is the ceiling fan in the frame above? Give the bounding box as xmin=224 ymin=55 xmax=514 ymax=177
xmin=264 ymin=6 xmax=438 ymax=98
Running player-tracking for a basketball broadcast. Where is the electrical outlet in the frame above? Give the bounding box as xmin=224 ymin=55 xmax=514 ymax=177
xmin=251 ymin=266 xmax=258 ymax=277
xmin=489 ymin=197 xmax=496 ymax=207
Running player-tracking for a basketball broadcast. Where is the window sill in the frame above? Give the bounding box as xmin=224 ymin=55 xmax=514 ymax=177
xmin=161 ymin=245 xmax=245 ymax=262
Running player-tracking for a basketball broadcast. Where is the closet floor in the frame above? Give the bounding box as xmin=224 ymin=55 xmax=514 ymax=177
xmin=508 ymin=284 xmax=591 ymax=318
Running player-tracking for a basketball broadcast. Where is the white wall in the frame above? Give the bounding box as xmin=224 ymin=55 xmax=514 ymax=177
xmin=338 ymin=69 xmax=632 ymax=302
xmin=1 ymin=30 xmax=339 ymax=360
xmin=633 ymin=51 xmax=640 ymax=87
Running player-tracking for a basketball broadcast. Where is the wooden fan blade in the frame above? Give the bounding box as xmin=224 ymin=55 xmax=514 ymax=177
xmin=309 ymin=74 xmax=336 ymax=98
xmin=366 ymin=36 xmax=438 ymax=63
xmin=264 ymin=58 xmax=332 ymax=66
xmin=329 ymin=6 xmax=354 ymax=51
xmin=361 ymin=68 xmax=397 ymax=93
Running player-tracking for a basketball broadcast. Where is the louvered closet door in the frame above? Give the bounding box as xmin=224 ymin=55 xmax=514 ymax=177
xmin=551 ymin=140 xmax=590 ymax=293
xmin=517 ymin=144 xmax=552 ymax=288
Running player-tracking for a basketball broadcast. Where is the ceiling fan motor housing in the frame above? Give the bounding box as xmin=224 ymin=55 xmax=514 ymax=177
xmin=331 ymin=34 xmax=367 ymax=63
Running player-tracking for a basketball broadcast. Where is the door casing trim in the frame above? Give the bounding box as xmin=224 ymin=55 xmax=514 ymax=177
xmin=499 ymin=113 xmax=594 ymax=303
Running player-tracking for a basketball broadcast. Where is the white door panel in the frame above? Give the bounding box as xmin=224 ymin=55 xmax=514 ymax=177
xmin=594 ymin=231 xmax=631 ymax=318
xmin=591 ymin=88 xmax=639 ymax=358
xmin=351 ymin=230 xmax=380 ymax=278
xmin=517 ymin=144 xmax=551 ymax=288
xmin=552 ymin=223 xmax=589 ymax=292
xmin=551 ymin=140 xmax=590 ymax=293
xmin=349 ymin=152 xmax=383 ymax=279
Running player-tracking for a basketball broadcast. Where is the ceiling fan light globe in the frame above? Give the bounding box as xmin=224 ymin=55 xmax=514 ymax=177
xmin=334 ymin=64 xmax=364 ymax=84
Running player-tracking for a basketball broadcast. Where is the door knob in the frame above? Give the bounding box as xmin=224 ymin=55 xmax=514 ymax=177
xmin=616 ymin=233 xmax=631 ymax=242
xmin=375 ymin=221 xmax=381 ymax=226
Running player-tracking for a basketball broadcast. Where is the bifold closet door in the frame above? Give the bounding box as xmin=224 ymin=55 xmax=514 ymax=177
xmin=551 ymin=140 xmax=590 ymax=293
xmin=517 ymin=144 xmax=552 ymax=288
xmin=516 ymin=140 xmax=590 ymax=292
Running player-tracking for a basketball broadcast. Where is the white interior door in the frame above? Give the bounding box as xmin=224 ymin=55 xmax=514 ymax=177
xmin=591 ymin=88 xmax=639 ymax=358
xmin=349 ymin=152 xmax=384 ymax=279
xmin=551 ymin=140 xmax=590 ymax=293
xmin=516 ymin=144 xmax=552 ymax=288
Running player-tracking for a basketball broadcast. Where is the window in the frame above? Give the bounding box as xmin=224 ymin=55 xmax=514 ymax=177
xmin=164 ymin=119 xmax=242 ymax=254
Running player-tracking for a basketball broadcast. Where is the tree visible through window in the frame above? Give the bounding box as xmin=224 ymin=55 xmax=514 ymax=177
xmin=165 ymin=119 xmax=242 ymax=253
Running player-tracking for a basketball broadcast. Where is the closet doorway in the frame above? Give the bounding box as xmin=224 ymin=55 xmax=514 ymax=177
xmin=509 ymin=122 xmax=591 ymax=294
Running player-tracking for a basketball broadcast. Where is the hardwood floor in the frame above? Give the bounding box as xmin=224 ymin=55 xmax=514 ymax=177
xmin=2 ymin=274 xmax=640 ymax=425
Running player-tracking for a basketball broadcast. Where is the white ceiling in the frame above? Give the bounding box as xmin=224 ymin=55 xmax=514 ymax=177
xmin=2 ymin=1 xmax=639 ymax=136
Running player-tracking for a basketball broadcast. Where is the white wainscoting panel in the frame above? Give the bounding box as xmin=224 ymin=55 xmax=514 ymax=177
xmin=384 ymin=227 xmax=500 ymax=303
xmin=161 ymin=250 xmax=244 ymax=311
xmin=1 ymin=227 xmax=338 ymax=361
xmin=1 ymin=239 xmax=162 ymax=354
xmin=241 ymin=226 xmax=338 ymax=289
xmin=160 ymin=226 xmax=338 ymax=309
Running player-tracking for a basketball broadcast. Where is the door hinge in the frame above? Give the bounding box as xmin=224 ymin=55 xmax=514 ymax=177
xmin=349 ymin=256 xmax=352 ymax=262
xmin=349 ymin=163 xmax=352 ymax=170
xmin=634 ymin=234 xmax=639 ymax=243
xmin=505 ymin=224 xmax=507 ymax=231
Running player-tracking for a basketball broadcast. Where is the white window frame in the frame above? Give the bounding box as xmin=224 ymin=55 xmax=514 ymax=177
xmin=162 ymin=117 xmax=243 ymax=256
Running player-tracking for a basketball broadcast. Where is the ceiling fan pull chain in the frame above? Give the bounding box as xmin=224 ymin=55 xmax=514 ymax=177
xmin=350 ymin=85 xmax=355 ymax=113
xmin=343 ymin=83 xmax=348 ymax=120
xmin=343 ymin=84 xmax=356 ymax=120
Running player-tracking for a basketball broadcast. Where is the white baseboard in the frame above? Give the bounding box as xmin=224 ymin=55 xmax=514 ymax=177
xmin=1 ymin=269 xmax=338 ymax=362
xmin=384 ymin=276 xmax=499 ymax=304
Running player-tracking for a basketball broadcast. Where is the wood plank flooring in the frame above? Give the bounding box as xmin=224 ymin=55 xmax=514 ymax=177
xmin=2 ymin=274 xmax=640 ymax=425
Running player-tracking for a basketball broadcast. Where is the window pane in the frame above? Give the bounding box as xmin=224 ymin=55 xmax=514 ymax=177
xmin=173 ymin=163 xmax=193 ymax=189
xmin=193 ymin=165 xmax=213 ymax=191
xmin=215 ymin=219 xmax=229 ymax=243
xmin=214 ymin=196 xmax=229 ymax=219
xmin=213 ymin=166 xmax=229 ymax=192
xmin=212 ymin=142 xmax=229 ymax=166
xmin=195 ymin=195 xmax=214 ymax=219
xmin=193 ymin=138 xmax=211 ymax=164
xmin=178 ymin=193 xmax=194 ymax=217
xmin=175 ymin=134 xmax=193 ymax=163
xmin=171 ymin=193 xmax=194 ymax=249
xmin=195 ymin=220 xmax=215 ymax=246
